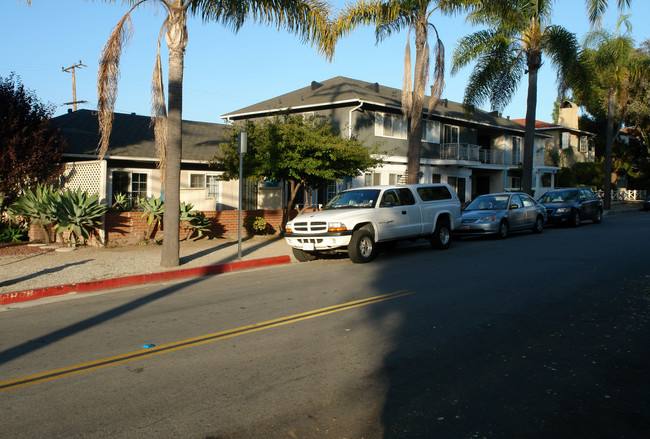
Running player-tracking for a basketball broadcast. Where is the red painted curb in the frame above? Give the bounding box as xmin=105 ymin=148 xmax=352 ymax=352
xmin=0 ymin=255 xmax=291 ymax=306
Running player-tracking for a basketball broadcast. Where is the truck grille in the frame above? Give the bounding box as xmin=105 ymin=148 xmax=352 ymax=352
xmin=292 ymin=221 xmax=328 ymax=233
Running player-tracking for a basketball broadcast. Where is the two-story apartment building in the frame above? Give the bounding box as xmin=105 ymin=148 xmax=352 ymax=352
xmin=513 ymin=100 xmax=596 ymax=170
xmin=222 ymin=76 xmax=554 ymax=203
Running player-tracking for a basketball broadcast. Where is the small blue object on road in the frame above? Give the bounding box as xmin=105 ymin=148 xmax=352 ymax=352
xmin=142 ymin=344 xmax=156 ymax=349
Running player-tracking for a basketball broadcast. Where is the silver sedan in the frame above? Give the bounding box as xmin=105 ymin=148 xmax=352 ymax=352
xmin=454 ymin=192 xmax=547 ymax=239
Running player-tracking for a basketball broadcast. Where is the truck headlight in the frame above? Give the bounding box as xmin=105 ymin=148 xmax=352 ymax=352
xmin=285 ymin=224 xmax=293 ymax=233
xmin=328 ymin=222 xmax=348 ymax=232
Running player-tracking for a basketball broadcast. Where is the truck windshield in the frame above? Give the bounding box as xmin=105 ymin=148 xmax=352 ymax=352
xmin=324 ymin=189 xmax=380 ymax=209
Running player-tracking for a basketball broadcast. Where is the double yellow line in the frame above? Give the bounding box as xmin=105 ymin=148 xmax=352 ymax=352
xmin=1 ymin=290 xmax=414 ymax=393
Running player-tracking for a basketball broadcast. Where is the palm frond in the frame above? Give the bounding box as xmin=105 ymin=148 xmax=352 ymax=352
xmin=97 ymin=11 xmax=135 ymax=158
xmin=192 ymin=0 xmax=336 ymax=60
xmin=402 ymin=26 xmax=413 ymax=117
xmin=428 ymin=35 xmax=444 ymax=111
xmin=151 ymin=17 xmax=169 ymax=179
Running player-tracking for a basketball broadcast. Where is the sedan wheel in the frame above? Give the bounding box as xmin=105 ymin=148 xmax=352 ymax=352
xmin=532 ymin=215 xmax=543 ymax=234
xmin=571 ymin=211 xmax=581 ymax=227
xmin=497 ymin=220 xmax=509 ymax=239
xmin=593 ymin=209 xmax=603 ymax=224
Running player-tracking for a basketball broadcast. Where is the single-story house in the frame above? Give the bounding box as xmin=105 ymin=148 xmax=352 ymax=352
xmin=51 ymin=109 xmax=282 ymax=211
xmin=222 ymin=76 xmax=557 ymax=202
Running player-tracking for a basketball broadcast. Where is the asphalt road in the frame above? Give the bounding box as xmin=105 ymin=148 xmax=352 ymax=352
xmin=1 ymin=212 xmax=649 ymax=438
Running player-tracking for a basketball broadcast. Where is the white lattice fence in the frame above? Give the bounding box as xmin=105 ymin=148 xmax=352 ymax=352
xmin=597 ymin=189 xmax=648 ymax=201
xmin=62 ymin=161 xmax=107 ymax=202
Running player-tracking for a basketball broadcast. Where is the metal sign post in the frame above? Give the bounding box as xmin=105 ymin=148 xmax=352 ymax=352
xmin=238 ymin=132 xmax=247 ymax=260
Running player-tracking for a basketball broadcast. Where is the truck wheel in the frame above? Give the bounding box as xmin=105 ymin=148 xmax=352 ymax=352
xmin=348 ymin=229 xmax=377 ymax=263
xmin=430 ymin=219 xmax=451 ymax=250
xmin=292 ymin=247 xmax=316 ymax=262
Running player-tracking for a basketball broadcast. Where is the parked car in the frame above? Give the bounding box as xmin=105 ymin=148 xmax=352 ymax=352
xmin=643 ymin=197 xmax=650 ymax=211
xmin=454 ymin=192 xmax=546 ymax=239
xmin=538 ymin=188 xmax=603 ymax=226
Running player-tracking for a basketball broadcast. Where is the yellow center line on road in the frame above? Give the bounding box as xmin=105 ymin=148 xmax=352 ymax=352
xmin=0 ymin=290 xmax=414 ymax=393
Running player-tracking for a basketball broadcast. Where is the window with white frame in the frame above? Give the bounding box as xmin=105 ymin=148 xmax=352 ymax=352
xmin=579 ymin=135 xmax=588 ymax=153
xmin=512 ymin=136 xmax=523 ymax=164
xmin=561 ymin=132 xmax=570 ymax=149
xmin=421 ymin=120 xmax=440 ymax=143
xmin=364 ymin=172 xmax=382 ymax=186
xmin=207 ymin=175 xmax=220 ymax=198
xmin=190 ymin=173 xmax=220 ymax=198
xmin=388 ymin=173 xmax=405 ymax=185
xmin=111 ymin=170 xmax=148 ymax=204
xmin=375 ymin=112 xmax=407 ymax=139
xmin=443 ymin=125 xmax=459 ymax=145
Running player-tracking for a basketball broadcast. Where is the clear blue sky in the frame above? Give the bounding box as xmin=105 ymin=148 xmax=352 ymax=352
xmin=3 ymin=0 xmax=648 ymax=125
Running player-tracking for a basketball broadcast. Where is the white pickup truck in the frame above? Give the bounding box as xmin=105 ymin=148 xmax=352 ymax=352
xmin=284 ymin=184 xmax=462 ymax=263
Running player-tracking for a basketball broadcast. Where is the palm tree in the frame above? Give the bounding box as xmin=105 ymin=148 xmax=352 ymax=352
xmin=577 ymin=16 xmax=650 ymax=209
xmin=451 ymin=0 xmax=580 ymax=195
xmin=335 ymin=0 xmax=464 ymax=184
xmin=585 ymin=0 xmax=632 ymax=26
xmin=95 ymin=0 xmax=334 ymax=267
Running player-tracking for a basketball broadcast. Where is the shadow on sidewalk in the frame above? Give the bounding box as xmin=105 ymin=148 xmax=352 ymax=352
xmin=0 ymin=260 xmax=91 ymax=290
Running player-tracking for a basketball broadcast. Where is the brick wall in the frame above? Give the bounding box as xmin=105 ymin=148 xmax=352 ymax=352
xmin=28 ymin=209 xmax=311 ymax=247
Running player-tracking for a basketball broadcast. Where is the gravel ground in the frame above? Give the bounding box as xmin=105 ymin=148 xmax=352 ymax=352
xmin=0 ymin=236 xmax=293 ymax=295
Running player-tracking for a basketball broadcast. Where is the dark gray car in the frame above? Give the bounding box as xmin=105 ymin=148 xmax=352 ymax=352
xmin=454 ymin=192 xmax=547 ymax=239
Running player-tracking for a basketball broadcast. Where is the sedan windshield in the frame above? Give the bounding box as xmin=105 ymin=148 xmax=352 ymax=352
xmin=539 ymin=190 xmax=578 ymax=203
xmin=464 ymin=195 xmax=509 ymax=211
xmin=324 ymin=189 xmax=380 ymax=209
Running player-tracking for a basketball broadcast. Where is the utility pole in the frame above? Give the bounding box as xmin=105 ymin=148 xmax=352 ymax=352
xmin=62 ymin=61 xmax=88 ymax=111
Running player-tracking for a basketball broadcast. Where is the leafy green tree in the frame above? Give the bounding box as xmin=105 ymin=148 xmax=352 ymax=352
xmin=335 ymin=0 xmax=464 ymax=184
xmin=451 ymin=0 xmax=581 ymax=194
xmin=213 ymin=114 xmax=382 ymax=231
xmin=576 ymin=16 xmax=650 ymax=208
xmin=0 ymin=73 xmax=65 ymax=208
xmin=70 ymin=0 xmax=333 ymax=267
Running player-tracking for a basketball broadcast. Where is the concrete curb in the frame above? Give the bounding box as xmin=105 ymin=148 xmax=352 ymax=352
xmin=0 ymin=255 xmax=291 ymax=306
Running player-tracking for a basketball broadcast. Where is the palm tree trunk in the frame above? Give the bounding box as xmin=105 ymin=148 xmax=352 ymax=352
xmin=603 ymin=92 xmax=615 ymax=211
xmin=522 ymin=61 xmax=539 ymax=195
xmin=406 ymin=26 xmax=427 ymax=185
xmin=161 ymin=2 xmax=187 ymax=267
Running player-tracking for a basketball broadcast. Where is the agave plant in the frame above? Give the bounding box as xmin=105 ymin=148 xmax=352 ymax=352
xmin=138 ymin=196 xmax=164 ymax=241
xmin=8 ymin=184 xmax=60 ymax=244
xmin=53 ymin=188 xmax=108 ymax=246
xmin=188 ymin=212 xmax=212 ymax=240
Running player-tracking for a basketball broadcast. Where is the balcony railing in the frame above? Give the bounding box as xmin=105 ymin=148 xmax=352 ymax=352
xmin=439 ymin=143 xmax=507 ymax=165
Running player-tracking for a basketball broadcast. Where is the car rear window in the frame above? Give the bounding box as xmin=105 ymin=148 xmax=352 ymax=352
xmin=417 ymin=186 xmax=452 ymax=201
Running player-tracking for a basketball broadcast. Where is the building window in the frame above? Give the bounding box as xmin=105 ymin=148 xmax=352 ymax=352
xmin=375 ymin=112 xmax=407 ymax=139
xmin=422 ymin=120 xmax=440 ymax=143
xmin=443 ymin=125 xmax=459 ymax=145
xmin=388 ymin=173 xmax=405 ymax=185
xmin=207 ymin=175 xmax=219 ymax=198
xmin=579 ymin=135 xmax=588 ymax=153
xmin=512 ymin=136 xmax=522 ymax=164
xmin=561 ymin=132 xmax=570 ymax=149
xmin=111 ymin=171 xmax=148 ymax=204
xmin=190 ymin=174 xmax=205 ymax=188
xmin=431 ymin=173 xmax=441 ymax=183
xmin=364 ymin=172 xmax=382 ymax=186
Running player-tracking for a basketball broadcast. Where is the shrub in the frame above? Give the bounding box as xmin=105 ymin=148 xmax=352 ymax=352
xmin=53 ymin=188 xmax=108 ymax=246
xmin=244 ymin=216 xmax=268 ymax=235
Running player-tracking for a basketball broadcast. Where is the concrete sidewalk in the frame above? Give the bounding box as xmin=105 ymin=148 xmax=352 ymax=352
xmin=0 ymin=236 xmax=295 ymax=306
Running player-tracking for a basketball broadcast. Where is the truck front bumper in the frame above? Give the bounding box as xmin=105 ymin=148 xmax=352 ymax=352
xmin=284 ymin=232 xmax=353 ymax=251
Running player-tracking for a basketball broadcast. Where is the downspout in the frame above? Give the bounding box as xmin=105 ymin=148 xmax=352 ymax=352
xmin=348 ymin=102 xmax=364 ymax=139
